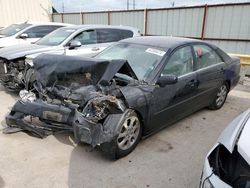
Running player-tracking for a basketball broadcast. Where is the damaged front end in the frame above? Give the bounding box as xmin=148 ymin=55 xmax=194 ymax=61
xmin=4 ymin=54 xmax=138 ymax=146
xmin=0 ymin=57 xmax=26 ymax=90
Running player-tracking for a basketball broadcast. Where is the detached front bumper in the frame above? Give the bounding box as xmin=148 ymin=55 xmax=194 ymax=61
xmin=4 ymin=100 xmax=122 ymax=146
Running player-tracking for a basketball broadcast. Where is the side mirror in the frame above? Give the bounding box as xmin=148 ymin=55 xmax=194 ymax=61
xmin=19 ymin=33 xmax=28 ymax=39
xmin=156 ymin=75 xmax=178 ymax=87
xmin=68 ymin=40 xmax=81 ymax=49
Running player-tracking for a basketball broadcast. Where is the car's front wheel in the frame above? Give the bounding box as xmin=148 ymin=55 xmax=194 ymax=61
xmin=209 ymin=83 xmax=229 ymax=110
xmin=101 ymin=110 xmax=142 ymax=159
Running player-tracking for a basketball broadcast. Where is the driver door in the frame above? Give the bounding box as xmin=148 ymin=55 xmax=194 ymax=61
xmin=146 ymin=45 xmax=198 ymax=133
xmin=65 ymin=29 xmax=102 ymax=57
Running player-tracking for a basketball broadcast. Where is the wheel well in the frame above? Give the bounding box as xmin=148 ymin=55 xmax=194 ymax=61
xmin=225 ymin=80 xmax=231 ymax=90
xmin=133 ymin=109 xmax=145 ymax=134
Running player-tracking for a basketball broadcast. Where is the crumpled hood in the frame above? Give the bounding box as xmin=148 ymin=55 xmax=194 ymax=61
xmin=218 ymin=108 xmax=250 ymax=164
xmin=0 ymin=44 xmax=57 ymax=60
xmin=33 ymin=54 xmax=137 ymax=88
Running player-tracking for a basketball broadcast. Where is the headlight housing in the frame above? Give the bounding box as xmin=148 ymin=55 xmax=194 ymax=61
xmin=25 ymin=58 xmax=34 ymax=67
xmin=202 ymin=178 xmax=214 ymax=188
xmin=19 ymin=90 xmax=36 ymax=102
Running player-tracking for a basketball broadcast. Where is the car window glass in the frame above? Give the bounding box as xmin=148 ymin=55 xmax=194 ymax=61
xmin=120 ymin=30 xmax=134 ymax=39
xmin=0 ymin=23 xmax=31 ymax=36
xmin=24 ymin=25 xmax=62 ymax=38
xmin=95 ymin=43 xmax=165 ymax=80
xmin=36 ymin=28 xmax=76 ymax=46
xmin=193 ymin=44 xmax=223 ymax=69
xmin=97 ymin=29 xmax=133 ymax=43
xmin=162 ymin=46 xmax=193 ymax=77
xmin=73 ymin=30 xmax=97 ymax=45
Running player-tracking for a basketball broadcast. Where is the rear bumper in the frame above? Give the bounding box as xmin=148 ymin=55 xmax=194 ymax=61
xmin=4 ymin=100 xmax=119 ymax=146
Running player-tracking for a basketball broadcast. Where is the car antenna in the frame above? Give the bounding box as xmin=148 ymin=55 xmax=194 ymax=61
xmin=24 ymin=19 xmax=29 ymax=24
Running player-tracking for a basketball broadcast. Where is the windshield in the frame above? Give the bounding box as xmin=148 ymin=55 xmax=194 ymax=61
xmin=95 ymin=43 xmax=166 ymax=80
xmin=36 ymin=28 xmax=76 ymax=46
xmin=0 ymin=23 xmax=31 ymax=37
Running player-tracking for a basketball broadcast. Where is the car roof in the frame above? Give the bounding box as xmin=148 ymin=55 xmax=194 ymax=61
xmin=120 ymin=36 xmax=208 ymax=50
xmin=27 ymin=22 xmax=72 ymax=26
xmin=62 ymin=24 xmax=140 ymax=33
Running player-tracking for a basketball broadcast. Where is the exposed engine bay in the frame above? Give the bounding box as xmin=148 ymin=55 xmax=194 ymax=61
xmin=4 ymin=54 xmax=150 ymax=146
xmin=0 ymin=57 xmax=26 ymax=90
xmin=208 ymin=144 xmax=250 ymax=188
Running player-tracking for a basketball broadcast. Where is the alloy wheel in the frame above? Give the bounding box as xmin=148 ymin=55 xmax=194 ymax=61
xmin=117 ymin=115 xmax=140 ymax=150
xmin=216 ymin=85 xmax=228 ymax=107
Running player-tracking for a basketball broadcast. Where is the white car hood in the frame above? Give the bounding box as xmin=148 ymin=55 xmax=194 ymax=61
xmin=218 ymin=108 xmax=250 ymax=164
xmin=0 ymin=44 xmax=60 ymax=60
xmin=0 ymin=37 xmax=15 ymax=47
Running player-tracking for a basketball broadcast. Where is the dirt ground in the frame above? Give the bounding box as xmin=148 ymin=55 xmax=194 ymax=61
xmin=0 ymin=83 xmax=249 ymax=188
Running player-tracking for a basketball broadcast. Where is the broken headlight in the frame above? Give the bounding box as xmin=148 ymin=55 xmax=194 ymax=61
xmin=19 ymin=90 xmax=36 ymax=102
xmin=82 ymin=95 xmax=125 ymax=122
xmin=25 ymin=58 xmax=34 ymax=67
xmin=202 ymin=179 xmax=214 ymax=188
xmin=83 ymin=99 xmax=110 ymax=122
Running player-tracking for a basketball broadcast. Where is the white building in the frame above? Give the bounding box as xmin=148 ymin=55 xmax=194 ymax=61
xmin=0 ymin=0 xmax=52 ymax=27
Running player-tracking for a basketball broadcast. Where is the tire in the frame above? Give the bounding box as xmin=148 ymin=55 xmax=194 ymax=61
xmin=100 ymin=110 xmax=142 ymax=160
xmin=209 ymin=82 xmax=229 ymax=110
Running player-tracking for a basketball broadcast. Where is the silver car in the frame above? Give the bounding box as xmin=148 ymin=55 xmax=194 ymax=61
xmin=0 ymin=25 xmax=141 ymax=90
xmin=0 ymin=22 xmax=71 ymax=48
xmin=200 ymin=109 xmax=250 ymax=188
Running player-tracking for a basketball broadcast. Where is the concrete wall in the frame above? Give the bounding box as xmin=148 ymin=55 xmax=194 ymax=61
xmin=0 ymin=0 xmax=52 ymax=27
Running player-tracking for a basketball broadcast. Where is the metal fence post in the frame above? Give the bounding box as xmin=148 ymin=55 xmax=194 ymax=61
xmin=144 ymin=8 xmax=148 ymax=35
xmin=61 ymin=13 xmax=64 ymax=23
xmin=81 ymin=12 xmax=84 ymax=24
xmin=201 ymin=4 xmax=208 ymax=40
xmin=108 ymin=11 xmax=111 ymax=25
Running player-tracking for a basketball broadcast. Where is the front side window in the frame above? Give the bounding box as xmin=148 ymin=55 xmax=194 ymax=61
xmin=193 ymin=44 xmax=223 ymax=69
xmin=24 ymin=25 xmax=62 ymax=38
xmin=0 ymin=23 xmax=31 ymax=37
xmin=73 ymin=30 xmax=97 ymax=45
xmin=162 ymin=46 xmax=193 ymax=77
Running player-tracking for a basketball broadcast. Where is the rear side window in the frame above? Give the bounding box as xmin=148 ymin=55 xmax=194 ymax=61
xmin=24 ymin=25 xmax=62 ymax=38
xmin=97 ymin=29 xmax=133 ymax=43
xmin=120 ymin=30 xmax=134 ymax=39
xmin=193 ymin=44 xmax=223 ymax=69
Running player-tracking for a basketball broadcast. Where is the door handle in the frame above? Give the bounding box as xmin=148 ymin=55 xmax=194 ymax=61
xmin=91 ymin=47 xmax=100 ymax=51
xmin=187 ymin=80 xmax=199 ymax=87
xmin=220 ymin=67 xmax=225 ymax=73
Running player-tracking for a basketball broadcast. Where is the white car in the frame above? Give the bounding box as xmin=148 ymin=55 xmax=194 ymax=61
xmin=200 ymin=109 xmax=250 ymax=188
xmin=0 ymin=25 xmax=141 ymax=90
xmin=0 ymin=22 xmax=71 ymax=48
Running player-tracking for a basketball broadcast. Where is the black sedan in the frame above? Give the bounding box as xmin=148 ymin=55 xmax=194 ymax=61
xmin=4 ymin=36 xmax=240 ymax=159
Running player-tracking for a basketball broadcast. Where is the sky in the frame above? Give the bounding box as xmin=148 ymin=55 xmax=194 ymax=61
xmin=52 ymin=0 xmax=249 ymax=12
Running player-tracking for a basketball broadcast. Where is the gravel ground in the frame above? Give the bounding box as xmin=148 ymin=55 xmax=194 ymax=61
xmin=0 ymin=84 xmax=249 ymax=188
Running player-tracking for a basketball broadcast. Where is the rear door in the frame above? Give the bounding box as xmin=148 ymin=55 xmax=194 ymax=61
xmin=147 ymin=45 xmax=198 ymax=132
xmin=193 ymin=44 xmax=226 ymax=108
